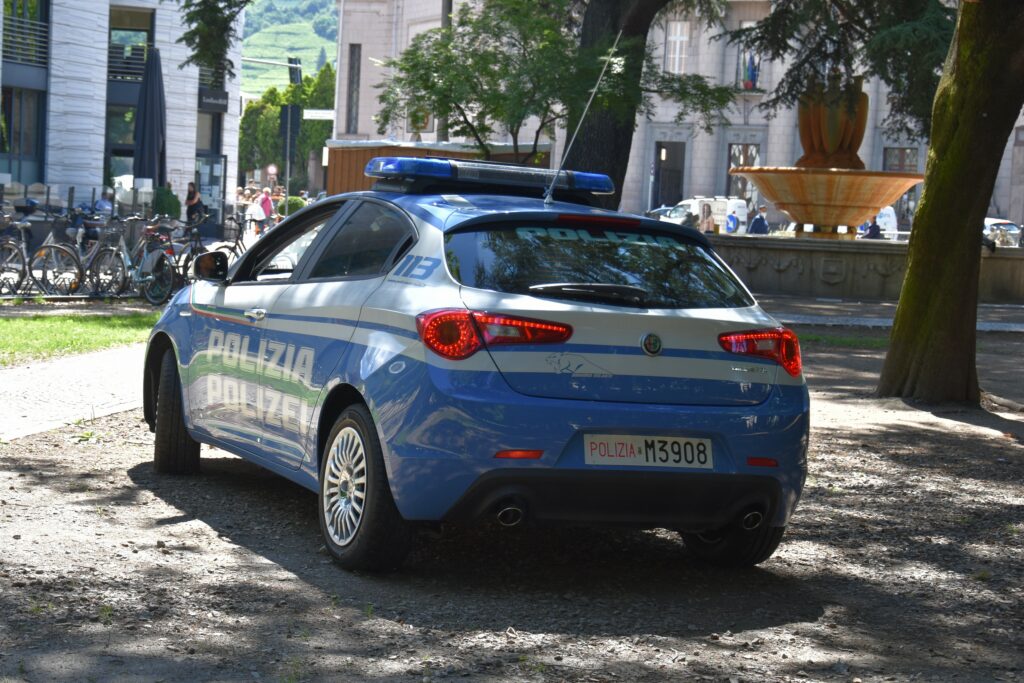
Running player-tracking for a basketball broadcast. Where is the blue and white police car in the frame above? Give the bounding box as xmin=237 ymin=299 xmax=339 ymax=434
xmin=143 ymin=157 xmax=809 ymax=571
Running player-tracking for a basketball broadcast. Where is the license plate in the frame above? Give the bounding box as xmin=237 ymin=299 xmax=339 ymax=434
xmin=584 ymin=434 xmax=713 ymax=469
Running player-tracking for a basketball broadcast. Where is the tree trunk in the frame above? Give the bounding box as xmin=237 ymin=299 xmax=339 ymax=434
xmin=877 ymin=2 xmax=1024 ymax=403
xmin=564 ymin=0 xmax=670 ymax=208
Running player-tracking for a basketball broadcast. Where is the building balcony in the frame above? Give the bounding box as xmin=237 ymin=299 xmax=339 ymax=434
xmin=2 ymin=16 xmax=49 ymax=68
xmin=108 ymin=42 xmax=153 ymax=82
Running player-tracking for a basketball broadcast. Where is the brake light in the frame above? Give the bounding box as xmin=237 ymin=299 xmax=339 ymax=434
xmin=718 ymin=327 xmax=802 ymax=377
xmin=416 ymin=309 xmax=572 ymax=360
xmin=472 ymin=312 xmax=572 ymax=346
xmin=556 ymin=214 xmax=641 ymax=227
xmin=415 ymin=310 xmax=481 ymax=360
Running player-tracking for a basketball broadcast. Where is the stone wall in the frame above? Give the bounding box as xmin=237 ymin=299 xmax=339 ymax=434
xmin=708 ymin=235 xmax=1024 ymax=304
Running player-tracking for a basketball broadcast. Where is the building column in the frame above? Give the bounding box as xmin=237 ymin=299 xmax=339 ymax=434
xmin=44 ymin=0 xmax=109 ymax=193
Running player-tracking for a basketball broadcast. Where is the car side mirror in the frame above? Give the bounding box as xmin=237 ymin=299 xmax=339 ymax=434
xmin=192 ymin=251 xmax=229 ymax=283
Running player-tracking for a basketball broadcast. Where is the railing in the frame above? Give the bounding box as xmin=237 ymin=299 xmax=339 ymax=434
xmin=2 ymin=16 xmax=49 ymax=68
xmin=107 ymin=42 xmax=153 ymax=82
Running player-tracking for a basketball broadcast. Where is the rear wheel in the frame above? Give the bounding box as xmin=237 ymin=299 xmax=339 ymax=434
xmin=88 ymin=247 xmax=127 ymax=296
xmin=153 ymin=350 xmax=200 ymax=474
xmin=682 ymin=523 xmax=785 ymax=568
xmin=319 ymin=405 xmax=412 ymax=571
xmin=142 ymin=252 xmax=174 ymax=305
xmin=30 ymin=244 xmax=82 ymax=295
xmin=0 ymin=241 xmax=25 ymax=295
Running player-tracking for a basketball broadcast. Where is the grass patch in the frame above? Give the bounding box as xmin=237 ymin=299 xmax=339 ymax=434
xmin=793 ymin=329 xmax=890 ymax=350
xmin=0 ymin=312 xmax=160 ymax=366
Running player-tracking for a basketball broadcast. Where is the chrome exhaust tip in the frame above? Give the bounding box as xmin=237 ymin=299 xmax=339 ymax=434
xmin=496 ymin=506 xmax=524 ymax=527
xmin=741 ymin=510 xmax=764 ymax=531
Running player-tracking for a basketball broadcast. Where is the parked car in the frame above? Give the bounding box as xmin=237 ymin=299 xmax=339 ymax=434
xmin=644 ymin=205 xmax=673 ymax=220
xmin=143 ymin=157 xmax=809 ymax=572
xmin=983 ymin=217 xmax=1021 ymax=247
xmin=660 ymin=196 xmax=749 ymax=233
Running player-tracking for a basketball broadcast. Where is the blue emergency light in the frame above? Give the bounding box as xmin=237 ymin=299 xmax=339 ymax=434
xmin=364 ymin=157 xmax=615 ymax=194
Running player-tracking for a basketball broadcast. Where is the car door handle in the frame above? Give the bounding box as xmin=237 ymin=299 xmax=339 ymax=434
xmin=244 ymin=308 xmax=266 ymax=321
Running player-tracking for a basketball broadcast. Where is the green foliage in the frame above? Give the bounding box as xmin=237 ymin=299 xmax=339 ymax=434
xmin=724 ymin=0 xmax=955 ymax=140
xmin=153 ymin=186 xmax=181 ymax=219
xmin=315 ymin=46 xmax=327 ymax=72
xmin=376 ymin=0 xmax=583 ymax=163
xmin=276 ymin=195 xmax=306 ymax=216
xmin=177 ymin=0 xmax=249 ymax=81
xmin=240 ymin=64 xmax=336 ymax=191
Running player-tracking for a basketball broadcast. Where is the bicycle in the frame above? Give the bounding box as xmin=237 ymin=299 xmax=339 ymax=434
xmin=46 ymin=208 xmax=129 ymax=297
xmin=213 ymin=212 xmax=255 ymax=265
xmin=0 ymin=208 xmax=83 ymax=296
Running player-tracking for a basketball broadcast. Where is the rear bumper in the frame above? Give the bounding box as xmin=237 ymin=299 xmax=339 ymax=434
xmin=443 ymin=469 xmax=782 ymax=532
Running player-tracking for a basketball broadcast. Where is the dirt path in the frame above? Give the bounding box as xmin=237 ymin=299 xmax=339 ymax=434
xmin=0 ymin=342 xmax=1022 ymax=682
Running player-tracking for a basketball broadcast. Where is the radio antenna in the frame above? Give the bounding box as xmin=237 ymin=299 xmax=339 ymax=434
xmin=544 ymin=30 xmax=623 ymax=206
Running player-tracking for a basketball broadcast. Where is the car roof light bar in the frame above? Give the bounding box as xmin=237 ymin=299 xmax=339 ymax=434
xmin=364 ymin=157 xmax=615 ymax=195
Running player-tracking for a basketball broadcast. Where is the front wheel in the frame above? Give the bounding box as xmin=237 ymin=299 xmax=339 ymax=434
xmin=153 ymin=350 xmax=200 ymax=474
xmin=681 ymin=523 xmax=785 ymax=568
xmin=30 ymin=244 xmax=83 ymax=295
xmin=319 ymin=405 xmax=412 ymax=571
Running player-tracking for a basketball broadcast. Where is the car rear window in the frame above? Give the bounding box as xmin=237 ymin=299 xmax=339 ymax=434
xmin=444 ymin=223 xmax=754 ymax=309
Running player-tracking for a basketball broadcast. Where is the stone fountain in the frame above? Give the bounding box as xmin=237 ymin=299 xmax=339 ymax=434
xmin=730 ymin=78 xmax=924 ymax=238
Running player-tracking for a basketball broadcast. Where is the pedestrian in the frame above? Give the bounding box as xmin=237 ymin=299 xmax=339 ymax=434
xmin=748 ymin=205 xmax=770 ymax=234
xmin=186 ymin=182 xmax=205 ymax=225
xmin=699 ymin=204 xmax=716 ymax=234
xmin=725 ymin=210 xmax=739 ymax=234
xmin=864 ymin=216 xmax=883 ymax=239
xmin=258 ymin=187 xmax=274 ymax=236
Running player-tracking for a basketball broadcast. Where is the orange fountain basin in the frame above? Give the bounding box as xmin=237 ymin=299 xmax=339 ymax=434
xmin=729 ymin=166 xmax=924 ymax=227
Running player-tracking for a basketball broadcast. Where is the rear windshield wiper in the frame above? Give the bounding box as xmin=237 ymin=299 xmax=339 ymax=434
xmin=528 ymin=282 xmax=649 ymax=305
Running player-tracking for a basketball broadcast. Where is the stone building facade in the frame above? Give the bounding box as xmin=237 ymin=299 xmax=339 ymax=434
xmin=0 ymin=0 xmax=242 ymax=219
xmin=332 ymin=0 xmax=1024 ymax=225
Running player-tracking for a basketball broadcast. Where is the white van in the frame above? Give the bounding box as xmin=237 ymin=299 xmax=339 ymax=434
xmin=660 ymin=196 xmax=749 ymax=233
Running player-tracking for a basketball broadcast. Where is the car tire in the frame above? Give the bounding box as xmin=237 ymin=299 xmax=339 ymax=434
xmin=153 ymin=350 xmax=201 ymax=474
xmin=319 ymin=405 xmax=412 ymax=571
xmin=681 ymin=523 xmax=785 ymax=568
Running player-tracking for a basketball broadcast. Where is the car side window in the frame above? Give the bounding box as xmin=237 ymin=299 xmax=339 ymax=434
xmin=307 ymin=203 xmax=413 ymax=280
xmin=231 ymin=208 xmax=339 ymax=283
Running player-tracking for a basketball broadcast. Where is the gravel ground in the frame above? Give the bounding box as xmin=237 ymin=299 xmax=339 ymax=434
xmin=0 ymin=335 xmax=1022 ymax=682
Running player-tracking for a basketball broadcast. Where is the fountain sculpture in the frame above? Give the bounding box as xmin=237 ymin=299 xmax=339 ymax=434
xmin=729 ymin=78 xmax=924 ymax=238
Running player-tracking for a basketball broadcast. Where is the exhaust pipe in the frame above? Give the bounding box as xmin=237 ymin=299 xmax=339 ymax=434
xmin=741 ymin=510 xmax=764 ymax=531
xmin=496 ymin=505 xmax=524 ymax=527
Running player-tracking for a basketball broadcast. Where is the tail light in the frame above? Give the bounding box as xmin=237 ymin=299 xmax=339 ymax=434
xmin=416 ymin=309 xmax=572 ymax=360
xmin=718 ymin=327 xmax=802 ymax=377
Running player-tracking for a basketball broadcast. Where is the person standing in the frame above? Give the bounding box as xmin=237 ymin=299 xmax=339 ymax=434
xmin=186 ymin=182 xmax=205 ymax=225
xmin=748 ymin=205 xmax=770 ymax=234
xmin=258 ymin=187 xmax=274 ymax=236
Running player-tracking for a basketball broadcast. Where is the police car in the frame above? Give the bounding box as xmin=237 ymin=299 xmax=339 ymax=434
xmin=143 ymin=157 xmax=809 ymax=571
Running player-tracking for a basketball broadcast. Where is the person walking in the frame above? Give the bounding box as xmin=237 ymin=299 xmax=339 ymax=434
xmin=748 ymin=205 xmax=770 ymax=234
xmin=186 ymin=182 xmax=205 ymax=225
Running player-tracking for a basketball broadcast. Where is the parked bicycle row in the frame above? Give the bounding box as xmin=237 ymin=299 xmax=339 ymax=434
xmin=0 ymin=199 xmax=257 ymax=305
